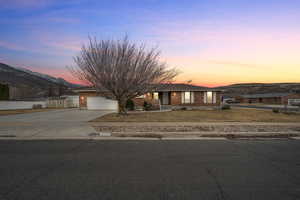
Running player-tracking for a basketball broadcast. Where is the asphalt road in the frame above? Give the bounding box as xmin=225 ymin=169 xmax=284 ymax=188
xmin=0 ymin=140 xmax=300 ymax=200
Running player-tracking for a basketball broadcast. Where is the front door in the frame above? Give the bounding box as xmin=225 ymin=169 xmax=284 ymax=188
xmin=162 ymin=92 xmax=169 ymax=105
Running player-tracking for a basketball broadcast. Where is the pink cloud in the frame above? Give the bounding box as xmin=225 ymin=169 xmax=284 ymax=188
xmin=46 ymin=17 xmax=81 ymax=24
xmin=34 ymin=32 xmax=84 ymax=52
xmin=25 ymin=66 xmax=83 ymax=84
xmin=0 ymin=40 xmax=28 ymax=51
xmin=44 ymin=40 xmax=82 ymax=51
xmin=0 ymin=39 xmax=76 ymax=57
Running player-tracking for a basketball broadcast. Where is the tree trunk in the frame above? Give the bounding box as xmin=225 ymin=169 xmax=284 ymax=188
xmin=117 ymin=99 xmax=127 ymax=115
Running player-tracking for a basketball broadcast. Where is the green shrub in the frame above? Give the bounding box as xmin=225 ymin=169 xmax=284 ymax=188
xmin=221 ymin=104 xmax=231 ymax=110
xmin=272 ymin=108 xmax=280 ymax=113
xmin=32 ymin=104 xmax=43 ymax=109
xmin=143 ymin=101 xmax=153 ymax=111
xmin=126 ymin=99 xmax=135 ymax=111
xmin=0 ymin=84 xmax=9 ymax=100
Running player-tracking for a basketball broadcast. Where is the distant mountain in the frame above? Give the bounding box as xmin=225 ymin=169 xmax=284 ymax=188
xmin=0 ymin=63 xmax=82 ymax=99
xmin=217 ymin=83 xmax=300 ymax=96
xmin=11 ymin=64 xmax=82 ymax=88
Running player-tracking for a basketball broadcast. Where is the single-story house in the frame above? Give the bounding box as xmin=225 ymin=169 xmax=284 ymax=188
xmin=236 ymin=92 xmax=300 ymax=105
xmin=73 ymin=83 xmax=222 ymax=110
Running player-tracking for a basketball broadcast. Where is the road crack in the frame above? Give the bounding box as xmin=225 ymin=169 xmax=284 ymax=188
xmin=206 ymin=168 xmax=229 ymax=200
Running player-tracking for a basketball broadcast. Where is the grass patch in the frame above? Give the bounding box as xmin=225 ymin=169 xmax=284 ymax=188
xmin=118 ymin=133 xmax=163 ymax=139
xmin=92 ymin=109 xmax=300 ymax=123
xmin=223 ymin=133 xmax=299 ymax=139
xmin=0 ymin=108 xmax=62 ymax=116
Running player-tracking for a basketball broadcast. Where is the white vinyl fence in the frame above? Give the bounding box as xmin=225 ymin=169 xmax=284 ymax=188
xmin=47 ymin=96 xmax=79 ymax=108
xmin=0 ymin=101 xmax=46 ymax=110
xmin=65 ymin=95 xmax=79 ymax=107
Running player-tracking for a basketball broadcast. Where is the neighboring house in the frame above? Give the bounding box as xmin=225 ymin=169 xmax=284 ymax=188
xmin=73 ymin=83 xmax=222 ymax=110
xmin=236 ymin=92 xmax=300 ymax=105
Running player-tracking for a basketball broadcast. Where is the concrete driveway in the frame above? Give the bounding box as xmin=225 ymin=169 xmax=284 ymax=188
xmin=0 ymin=109 xmax=112 ymax=138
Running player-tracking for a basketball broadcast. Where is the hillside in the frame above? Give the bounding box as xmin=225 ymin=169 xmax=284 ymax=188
xmin=0 ymin=63 xmax=81 ymax=99
xmin=217 ymin=83 xmax=300 ymax=96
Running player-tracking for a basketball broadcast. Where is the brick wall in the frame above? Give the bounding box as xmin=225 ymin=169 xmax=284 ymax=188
xmin=170 ymin=91 xmax=221 ymax=106
xmin=170 ymin=92 xmax=181 ymax=105
xmin=132 ymin=93 xmax=152 ymax=107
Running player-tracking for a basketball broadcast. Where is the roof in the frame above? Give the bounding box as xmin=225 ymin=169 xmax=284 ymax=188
xmin=73 ymin=86 xmax=107 ymax=93
xmin=241 ymin=93 xmax=291 ymax=99
xmin=153 ymin=84 xmax=221 ymax=92
xmin=73 ymin=83 xmax=222 ymax=93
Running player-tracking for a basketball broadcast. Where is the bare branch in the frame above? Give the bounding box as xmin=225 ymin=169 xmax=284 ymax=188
xmin=68 ymin=36 xmax=179 ymax=114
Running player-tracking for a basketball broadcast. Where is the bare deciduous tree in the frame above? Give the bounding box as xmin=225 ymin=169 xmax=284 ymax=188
xmin=69 ymin=36 xmax=178 ymax=114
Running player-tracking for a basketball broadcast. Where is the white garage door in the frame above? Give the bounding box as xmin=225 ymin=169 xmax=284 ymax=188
xmin=87 ymin=96 xmax=118 ymax=110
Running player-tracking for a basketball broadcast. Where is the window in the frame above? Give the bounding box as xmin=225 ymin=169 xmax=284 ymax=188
xmin=207 ymin=91 xmax=213 ymax=103
xmin=184 ymin=92 xmax=191 ymax=103
xmin=204 ymin=91 xmax=216 ymax=104
xmin=153 ymin=92 xmax=159 ymax=100
xmin=181 ymin=91 xmax=194 ymax=104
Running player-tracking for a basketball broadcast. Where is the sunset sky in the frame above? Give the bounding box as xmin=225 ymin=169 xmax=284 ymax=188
xmin=0 ymin=0 xmax=300 ymax=87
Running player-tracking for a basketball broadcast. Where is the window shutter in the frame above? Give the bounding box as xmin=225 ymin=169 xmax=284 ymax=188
xmin=181 ymin=92 xmax=185 ymax=104
xmin=204 ymin=92 xmax=207 ymax=104
xmin=191 ymin=92 xmax=194 ymax=103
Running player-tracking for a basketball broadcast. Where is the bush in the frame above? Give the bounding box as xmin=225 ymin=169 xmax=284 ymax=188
xmin=0 ymin=84 xmax=9 ymax=100
xmin=32 ymin=104 xmax=43 ymax=109
xmin=125 ymin=99 xmax=135 ymax=111
xmin=272 ymin=108 xmax=280 ymax=113
xmin=180 ymin=107 xmax=187 ymax=110
xmin=143 ymin=101 xmax=153 ymax=111
xmin=221 ymin=104 xmax=231 ymax=110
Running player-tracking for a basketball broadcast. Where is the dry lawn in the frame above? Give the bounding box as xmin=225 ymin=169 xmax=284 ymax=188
xmin=0 ymin=108 xmax=60 ymax=116
xmin=92 ymin=109 xmax=300 ymax=123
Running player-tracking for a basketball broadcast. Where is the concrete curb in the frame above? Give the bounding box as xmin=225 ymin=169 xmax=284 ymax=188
xmin=0 ymin=135 xmax=299 ymax=141
xmin=0 ymin=136 xmax=226 ymax=140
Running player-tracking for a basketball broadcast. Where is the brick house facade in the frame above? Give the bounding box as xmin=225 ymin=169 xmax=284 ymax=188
xmin=133 ymin=91 xmax=221 ymax=107
xmin=74 ymin=84 xmax=222 ymax=109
